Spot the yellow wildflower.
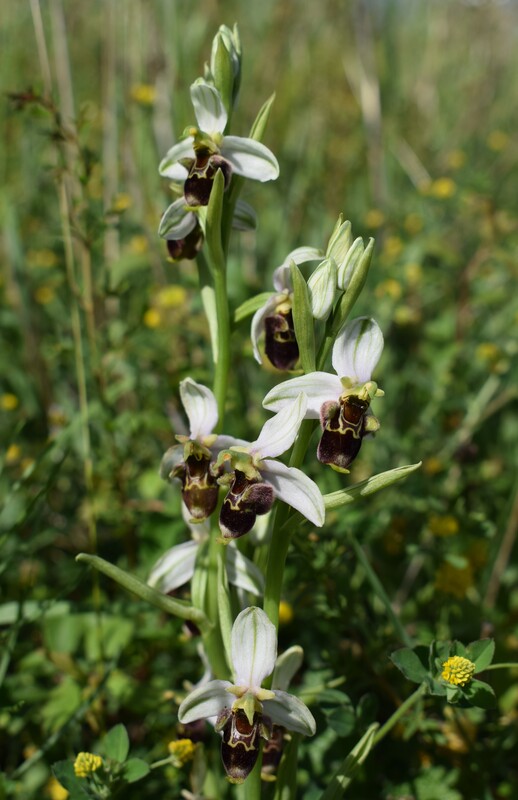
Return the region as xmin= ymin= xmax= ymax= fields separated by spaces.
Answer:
xmin=27 ymin=249 xmax=58 ymax=268
xmin=486 ymin=130 xmax=508 ymax=152
xmin=446 ymin=150 xmax=466 ymax=170
xmin=403 ymin=213 xmax=423 ymax=235
xmin=130 ymin=83 xmax=157 ymax=106
xmin=129 ymin=235 xmax=149 ymax=255
xmin=5 ymin=444 xmax=21 ymax=464
xmin=375 ymin=279 xmax=402 ymax=300
xmin=429 ymin=178 xmax=456 ymax=199
xmin=404 ymin=262 xmax=423 ymax=286
xmin=364 ymin=209 xmax=385 ymax=229
xmin=1 ymin=393 xmax=19 ymax=411
xmin=476 ymin=343 xmax=500 ymax=363
xmin=423 ymin=456 xmax=444 ymax=476
xmin=435 ymin=562 xmax=474 ymax=598
xmin=168 ymin=738 xmax=196 ymax=766
xmin=441 ymin=655 xmax=475 ymax=687
xmin=143 ymin=308 xmax=162 ymax=328
xmin=157 ymin=285 xmax=188 ymax=309
xmin=112 ymin=193 xmax=132 ymax=213
xmin=73 ymin=752 xmax=103 ymax=778
xmin=45 ymin=776 xmax=69 ymax=800
xmin=35 ymin=286 xmax=55 ymax=305
xmin=382 ymin=235 xmax=403 ymax=259
xmin=278 ymin=600 xmax=294 ymax=625
xmin=428 ymin=514 xmax=459 ymax=538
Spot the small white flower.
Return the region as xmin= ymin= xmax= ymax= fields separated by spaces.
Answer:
xmin=251 ymin=247 xmax=323 ymax=368
xmin=262 ymin=318 xmax=384 ymax=471
xmin=161 ymin=378 xmax=244 ymax=522
xmin=159 ymin=81 xmax=279 ymax=207
xmin=178 ymin=606 xmax=315 ymax=782
xmin=216 ymin=394 xmax=325 ymax=538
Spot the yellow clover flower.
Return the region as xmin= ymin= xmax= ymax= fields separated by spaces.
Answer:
xmin=73 ymin=752 xmax=103 ymax=778
xmin=168 ymin=738 xmax=196 ymax=766
xmin=441 ymin=656 xmax=475 ymax=687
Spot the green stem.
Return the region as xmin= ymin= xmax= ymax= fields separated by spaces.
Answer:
xmin=263 ymin=419 xmax=315 ymax=630
xmin=348 ymin=533 xmax=413 ymax=648
xmin=212 ymin=264 xmax=231 ymax=428
xmin=372 ymin=683 xmax=426 ymax=745
xmin=483 ymin=662 xmax=518 ymax=671
xmin=203 ymin=524 xmax=231 ymax=679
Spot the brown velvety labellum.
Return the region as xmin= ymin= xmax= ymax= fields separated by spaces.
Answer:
xmin=264 ymin=309 xmax=299 ymax=370
xmin=220 ymin=469 xmax=275 ymax=539
xmin=184 ymin=153 xmax=232 ymax=206
xmin=318 ymin=395 xmax=370 ymax=470
xmin=181 ymin=454 xmax=219 ymax=520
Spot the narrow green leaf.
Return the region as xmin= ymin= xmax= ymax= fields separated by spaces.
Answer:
xmin=124 ymin=757 xmax=151 ymax=783
xmin=249 ymin=93 xmax=276 ymax=141
xmin=323 ymin=462 xmax=422 ymax=509
xmin=466 ymin=639 xmax=495 ymax=673
xmin=103 ymin=723 xmax=130 ymax=763
xmin=76 ymin=554 xmax=211 ymax=633
xmin=206 ymin=169 xmax=226 ymax=274
xmin=390 ymin=647 xmax=429 ymax=684
xmin=319 ymin=723 xmax=379 ymax=799
xmin=290 ymin=260 xmax=316 ymax=373
xmin=234 ymin=292 xmax=275 ymax=324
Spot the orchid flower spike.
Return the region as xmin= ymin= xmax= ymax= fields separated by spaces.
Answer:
xmin=160 ymin=378 xmax=243 ymax=522
xmin=159 ymin=80 xmax=279 ymax=207
xmin=251 ymin=247 xmax=324 ymax=370
xmin=178 ymin=607 xmax=316 ymax=783
xmin=263 ymin=317 xmax=384 ymax=472
xmin=215 ymin=393 xmax=325 ymax=539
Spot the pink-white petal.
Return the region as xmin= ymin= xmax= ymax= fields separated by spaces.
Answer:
xmin=180 ymin=378 xmax=218 ymax=439
xmin=262 ymin=373 xmax=343 ymax=418
xmin=332 ymin=317 xmax=384 ymax=384
xmin=261 ymin=460 xmax=325 ymax=527
xmin=159 ymin=139 xmax=194 ymax=178
xmin=231 ymin=607 xmax=277 ymax=689
xmin=251 ymin=295 xmax=279 ymax=364
xmin=263 ymin=690 xmax=316 ymax=735
xmin=190 ymin=81 xmax=227 ymax=133
xmin=178 ymin=679 xmax=232 ymax=723
xmin=251 ymin=394 xmax=307 ymax=459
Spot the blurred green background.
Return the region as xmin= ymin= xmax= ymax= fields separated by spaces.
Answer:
xmin=1 ymin=1 xmax=517 ymax=798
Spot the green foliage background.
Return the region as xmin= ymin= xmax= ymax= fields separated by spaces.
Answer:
xmin=1 ymin=1 xmax=517 ymax=798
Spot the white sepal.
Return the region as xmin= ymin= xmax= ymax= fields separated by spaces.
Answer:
xmin=272 ymin=264 xmax=292 ymax=293
xmin=226 ymin=546 xmax=265 ymax=596
xmin=307 ymin=257 xmax=337 ymax=320
xmin=263 ymin=690 xmax=316 ymax=735
xmin=332 ymin=317 xmax=384 ymax=384
xmin=190 ymin=80 xmax=227 ymax=134
xmin=262 ymin=373 xmax=343 ymax=417
xmin=262 ymin=460 xmax=325 ymax=527
xmin=336 ymin=237 xmax=364 ymax=290
xmin=250 ymin=394 xmax=307 ymax=459
xmin=158 ymin=198 xmax=196 ymax=239
xmin=147 ymin=540 xmax=199 ymax=593
xmin=251 ymin=295 xmax=278 ymax=364
xmin=178 ymin=679 xmax=232 ymax=724
xmin=231 ymin=607 xmax=277 ymax=689
xmin=221 ymin=136 xmax=279 ymax=181
xmin=180 ymin=378 xmax=219 ymax=439
xmin=272 ymin=645 xmax=304 ymax=691
xmin=158 ymin=139 xmax=194 ymax=178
